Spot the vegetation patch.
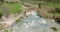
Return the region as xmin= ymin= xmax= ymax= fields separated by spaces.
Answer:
xmin=49 ymin=11 xmax=60 ymax=15
xmin=4 ymin=2 xmax=22 ymax=14
xmin=3 ymin=28 xmax=13 ymax=32
xmin=0 ymin=2 xmax=22 ymax=15
xmin=3 ymin=29 xmax=9 ymax=32
xmin=40 ymin=2 xmax=60 ymax=8
xmin=50 ymin=27 xmax=58 ymax=32
xmin=20 ymin=0 xmax=60 ymax=8
xmin=16 ymin=19 xmax=22 ymax=23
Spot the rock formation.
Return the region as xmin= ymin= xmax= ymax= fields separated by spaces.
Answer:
xmin=0 ymin=12 xmax=25 ymax=30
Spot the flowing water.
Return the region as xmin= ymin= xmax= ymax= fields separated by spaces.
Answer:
xmin=0 ymin=11 xmax=60 ymax=32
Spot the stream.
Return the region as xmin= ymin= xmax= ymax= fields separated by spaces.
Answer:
xmin=0 ymin=11 xmax=60 ymax=32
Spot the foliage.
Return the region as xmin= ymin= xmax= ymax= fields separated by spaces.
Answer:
xmin=16 ymin=19 xmax=22 ymax=23
xmin=50 ymin=27 xmax=58 ymax=31
xmin=20 ymin=0 xmax=60 ymax=8
xmin=16 ymin=19 xmax=20 ymax=23
xmin=3 ymin=30 xmax=9 ymax=32
xmin=5 ymin=2 xmax=22 ymax=14
xmin=41 ymin=2 xmax=60 ymax=8
xmin=3 ymin=28 xmax=13 ymax=32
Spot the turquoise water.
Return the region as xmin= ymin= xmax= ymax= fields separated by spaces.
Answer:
xmin=0 ymin=11 xmax=60 ymax=32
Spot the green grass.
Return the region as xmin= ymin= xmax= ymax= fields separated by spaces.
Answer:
xmin=49 ymin=12 xmax=60 ymax=17
xmin=49 ymin=11 xmax=60 ymax=14
xmin=41 ymin=2 xmax=60 ymax=8
xmin=3 ymin=30 xmax=9 ymax=32
xmin=49 ymin=12 xmax=60 ymax=16
xmin=3 ymin=28 xmax=13 ymax=32
xmin=5 ymin=3 xmax=22 ymax=14
xmin=0 ymin=2 xmax=21 ymax=14
xmin=51 ymin=12 xmax=60 ymax=14
xmin=0 ymin=2 xmax=22 ymax=14
xmin=20 ymin=0 xmax=60 ymax=8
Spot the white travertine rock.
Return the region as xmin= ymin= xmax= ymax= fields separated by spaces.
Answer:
xmin=0 ymin=13 xmax=24 ymax=29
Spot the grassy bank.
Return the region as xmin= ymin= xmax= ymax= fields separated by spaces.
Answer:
xmin=20 ymin=0 xmax=60 ymax=8
xmin=5 ymin=2 xmax=22 ymax=14
xmin=0 ymin=2 xmax=22 ymax=14
xmin=40 ymin=2 xmax=60 ymax=8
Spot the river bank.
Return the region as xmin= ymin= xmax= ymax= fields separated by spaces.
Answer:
xmin=22 ymin=2 xmax=60 ymax=24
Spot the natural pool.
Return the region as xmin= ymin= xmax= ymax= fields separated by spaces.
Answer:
xmin=0 ymin=11 xmax=60 ymax=32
